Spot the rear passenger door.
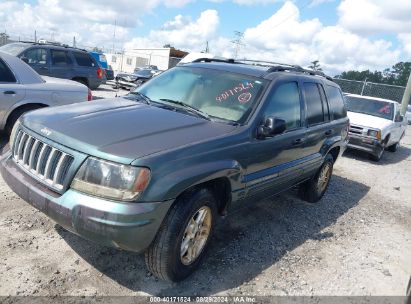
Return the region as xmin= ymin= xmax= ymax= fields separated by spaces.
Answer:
xmin=49 ymin=49 xmax=74 ymax=79
xmin=302 ymin=82 xmax=333 ymax=171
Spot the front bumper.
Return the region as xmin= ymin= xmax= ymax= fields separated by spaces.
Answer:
xmin=347 ymin=134 xmax=383 ymax=156
xmin=1 ymin=153 xmax=173 ymax=252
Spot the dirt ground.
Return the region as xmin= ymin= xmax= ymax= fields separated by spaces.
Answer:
xmin=0 ymin=107 xmax=410 ymax=297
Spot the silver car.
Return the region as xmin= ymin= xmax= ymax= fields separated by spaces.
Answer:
xmin=0 ymin=51 xmax=91 ymax=134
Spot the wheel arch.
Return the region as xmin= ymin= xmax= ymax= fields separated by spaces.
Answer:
xmin=3 ymin=102 xmax=49 ymax=130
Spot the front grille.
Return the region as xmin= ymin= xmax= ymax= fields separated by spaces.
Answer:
xmin=12 ymin=130 xmax=74 ymax=191
xmin=349 ymin=124 xmax=364 ymax=135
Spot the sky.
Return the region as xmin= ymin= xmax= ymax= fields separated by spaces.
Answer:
xmin=0 ymin=0 xmax=410 ymax=75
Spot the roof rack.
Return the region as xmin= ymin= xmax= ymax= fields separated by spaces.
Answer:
xmin=191 ymin=57 xmax=334 ymax=81
xmin=192 ymin=58 xmax=237 ymax=64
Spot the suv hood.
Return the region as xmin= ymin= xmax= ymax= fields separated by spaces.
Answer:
xmin=347 ymin=111 xmax=393 ymax=130
xmin=21 ymin=98 xmax=236 ymax=164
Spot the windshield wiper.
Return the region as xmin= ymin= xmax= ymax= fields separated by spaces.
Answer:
xmin=127 ymin=91 xmax=151 ymax=105
xmin=158 ymin=99 xmax=211 ymax=121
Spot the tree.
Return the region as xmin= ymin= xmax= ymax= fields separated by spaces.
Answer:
xmin=92 ymin=46 xmax=103 ymax=53
xmin=308 ymin=60 xmax=322 ymax=71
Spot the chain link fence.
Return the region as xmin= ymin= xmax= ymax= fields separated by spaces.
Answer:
xmin=333 ymin=78 xmax=410 ymax=104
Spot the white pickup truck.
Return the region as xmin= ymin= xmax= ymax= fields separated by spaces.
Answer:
xmin=345 ymin=94 xmax=407 ymax=161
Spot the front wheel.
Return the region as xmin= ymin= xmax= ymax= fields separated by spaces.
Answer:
xmin=145 ymin=188 xmax=217 ymax=282
xmin=299 ymin=154 xmax=334 ymax=203
xmin=387 ymin=142 xmax=399 ymax=152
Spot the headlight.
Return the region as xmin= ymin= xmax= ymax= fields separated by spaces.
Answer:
xmin=71 ymin=157 xmax=151 ymax=201
xmin=9 ymin=120 xmax=21 ymax=148
xmin=367 ymin=129 xmax=381 ymax=140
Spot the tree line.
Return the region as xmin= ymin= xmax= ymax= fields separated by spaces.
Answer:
xmin=335 ymin=62 xmax=411 ymax=87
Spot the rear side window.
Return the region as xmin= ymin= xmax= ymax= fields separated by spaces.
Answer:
xmin=0 ymin=58 xmax=16 ymax=82
xmin=73 ymin=52 xmax=95 ymax=67
xmin=325 ymin=85 xmax=347 ymax=119
xmin=304 ymin=82 xmax=324 ymax=125
xmin=22 ymin=48 xmax=48 ymax=65
xmin=51 ymin=50 xmax=73 ymax=66
xmin=264 ymin=82 xmax=301 ymax=130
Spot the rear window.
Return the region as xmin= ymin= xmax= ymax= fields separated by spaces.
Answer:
xmin=325 ymin=85 xmax=347 ymax=119
xmin=0 ymin=58 xmax=16 ymax=82
xmin=73 ymin=52 xmax=95 ymax=67
xmin=345 ymin=96 xmax=394 ymax=120
xmin=0 ymin=43 xmax=28 ymax=56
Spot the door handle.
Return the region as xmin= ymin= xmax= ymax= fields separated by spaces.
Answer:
xmin=3 ymin=91 xmax=16 ymax=95
xmin=325 ymin=130 xmax=332 ymax=136
xmin=292 ymin=138 xmax=304 ymax=145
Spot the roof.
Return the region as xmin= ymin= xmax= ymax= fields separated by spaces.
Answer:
xmin=5 ymin=41 xmax=88 ymax=53
xmin=345 ymin=93 xmax=398 ymax=104
xmin=184 ymin=59 xmax=335 ymax=83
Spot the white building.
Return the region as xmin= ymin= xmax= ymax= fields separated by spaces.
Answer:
xmin=106 ymin=48 xmax=188 ymax=73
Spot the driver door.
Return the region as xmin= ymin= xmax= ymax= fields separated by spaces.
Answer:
xmin=244 ymin=81 xmax=307 ymax=200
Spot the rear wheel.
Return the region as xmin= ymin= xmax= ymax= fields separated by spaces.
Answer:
xmin=145 ymin=188 xmax=217 ymax=282
xmin=387 ymin=142 xmax=399 ymax=152
xmin=299 ymin=154 xmax=334 ymax=203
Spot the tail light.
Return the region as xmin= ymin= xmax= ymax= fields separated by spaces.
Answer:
xmin=97 ymin=68 xmax=104 ymax=79
xmin=87 ymin=88 xmax=93 ymax=101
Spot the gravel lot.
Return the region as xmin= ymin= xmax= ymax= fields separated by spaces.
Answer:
xmin=0 ymin=89 xmax=410 ymax=297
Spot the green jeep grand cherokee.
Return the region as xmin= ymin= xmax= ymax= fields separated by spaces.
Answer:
xmin=1 ymin=59 xmax=349 ymax=282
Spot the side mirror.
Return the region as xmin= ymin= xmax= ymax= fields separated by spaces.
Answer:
xmin=257 ymin=117 xmax=286 ymax=138
xmin=395 ymin=115 xmax=404 ymax=122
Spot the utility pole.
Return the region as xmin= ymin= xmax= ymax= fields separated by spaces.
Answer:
xmin=205 ymin=41 xmax=209 ymax=53
xmin=400 ymin=73 xmax=411 ymax=115
xmin=34 ymin=30 xmax=37 ymax=42
xmin=112 ymin=20 xmax=116 ymax=54
xmin=73 ymin=36 xmax=76 ymax=47
xmin=361 ymin=78 xmax=367 ymax=96
xmin=231 ymin=31 xmax=245 ymax=59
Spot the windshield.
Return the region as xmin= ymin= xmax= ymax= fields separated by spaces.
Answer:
xmin=345 ymin=96 xmax=394 ymax=120
xmin=135 ymin=66 xmax=267 ymax=123
xmin=0 ymin=43 xmax=28 ymax=56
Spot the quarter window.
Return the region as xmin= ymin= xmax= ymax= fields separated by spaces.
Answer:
xmin=0 ymin=58 xmax=16 ymax=82
xmin=22 ymin=48 xmax=48 ymax=65
xmin=304 ymin=82 xmax=324 ymax=125
xmin=264 ymin=82 xmax=301 ymax=130
xmin=73 ymin=52 xmax=95 ymax=67
xmin=51 ymin=50 xmax=73 ymax=66
xmin=325 ymin=85 xmax=347 ymax=120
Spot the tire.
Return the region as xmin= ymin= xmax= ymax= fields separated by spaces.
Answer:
xmin=299 ymin=154 xmax=334 ymax=203
xmin=5 ymin=106 xmax=43 ymax=135
xmin=387 ymin=142 xmax=399 ymax=152
xmin=369 ymin=146 xmax=385 ymax=161
xmin=145 ymin=188 xmax=217 ymax=282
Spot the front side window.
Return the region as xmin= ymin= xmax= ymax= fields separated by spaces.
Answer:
xmin=0 ymin=58 xmax=16 ymax=82
xmin=73 ymin=52 xmax=95 ymax=67
xmin=136 ymin=67 xmax=267 ymax=123
xmin=345 ymin=96 xmax=394 ymax=120
xmin=22 ymin=48 xmax=48 ymax=65
xmin=264 ymin=82 xmax=301 ymax=130
xmin=51 ymin=50 xmax=73 ymax=66
xmin=304 ymin=82 xmax=324 ymax=125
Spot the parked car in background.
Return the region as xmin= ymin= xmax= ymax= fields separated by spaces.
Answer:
xmin=114 ymin=68 xmax=160 ymax=90
xmin=89 ymin=51 xmax=114 ymax=81
xmin=0 ymin=42 xmax=106 ymax=89
xmin=406 ymin=105 xmax=411 ymax=124
xmin=0 ymin=51 xmax=91 ymax=134
xmin=0 ymin=58 xmax=348 ymax=281
xmin=345 ymin=94 xmax=407 ymax=161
